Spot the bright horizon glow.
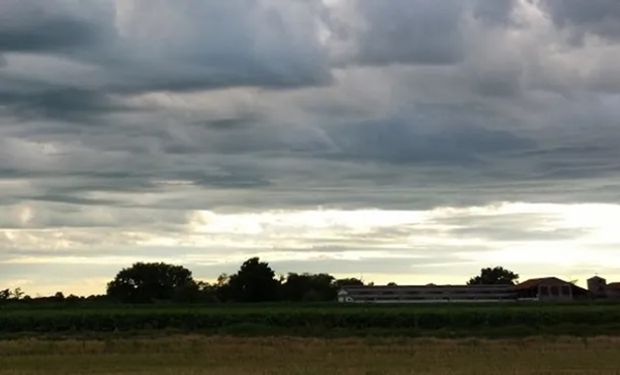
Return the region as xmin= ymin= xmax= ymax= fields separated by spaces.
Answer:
xmin=2 ymin=202 xmax=619 ymax=296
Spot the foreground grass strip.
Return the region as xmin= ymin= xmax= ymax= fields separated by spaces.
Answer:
xmin=0 ymin=336 xmax=620 ymax=375
xmin=2 ymin=303 xmax=620 ymax=338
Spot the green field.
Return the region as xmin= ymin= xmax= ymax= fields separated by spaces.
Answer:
xmin=1 ymin=335 xmax=620 ymax=375
xmin=3 ymin=304 xmax=620 ymax=374
xmin=2 ymin=303 xmax=620 ymax=338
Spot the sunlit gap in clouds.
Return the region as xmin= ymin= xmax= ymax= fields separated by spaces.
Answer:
xmin=2 ymin=202 xmax=619 ymax=295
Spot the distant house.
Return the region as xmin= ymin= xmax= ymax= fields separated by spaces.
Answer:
xmin=587 ymin=276 xmax=620 ymax=299
xmin=514 ymin=277 xmax=589 ymax=302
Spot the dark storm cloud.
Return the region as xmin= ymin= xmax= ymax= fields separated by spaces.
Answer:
xmin=326 ymin=117 xmax=535 ymax=164
xmin=0 ymin=0 xmax=114 ymax=52
xmin=0 ymin=87 xmax=122 ymax=121
xmin=471 ymin=0 xmax=518 ymax=26
xmin=540 ymin=0 xmax=620 ymax=43
xmin=0 ymin=0 xmax=619 ymax=215
xmin=0 ymin=0 xmax=331 ymax=105
xmin=349 ymin=0 xmax=465 ymax=65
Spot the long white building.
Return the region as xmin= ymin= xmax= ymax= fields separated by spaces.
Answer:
xmin=337 ymin=284 xmax=516 ymax=303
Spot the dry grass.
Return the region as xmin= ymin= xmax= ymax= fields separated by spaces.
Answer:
xmin=1 ymin=335 xmax=620 ymax=374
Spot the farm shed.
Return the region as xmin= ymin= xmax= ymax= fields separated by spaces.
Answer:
xmin=337 ymin=284 xmax=516 ymax=303
xmin=514 ymin=277 xmax=588 ymax=301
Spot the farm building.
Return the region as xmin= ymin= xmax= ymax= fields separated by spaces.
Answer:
xmin=337 ymin=284 xmax=516 ymax=303
xmin=587 ymin=276 xmax=620 ymax=299
xmin=338 ymin=277 xmax=590 ymax=303
xmin=514 ymin=277 xmax=589 ymax=301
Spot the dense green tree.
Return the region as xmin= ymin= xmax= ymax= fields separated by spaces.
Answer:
xmin=107 ymin=262 xmax=197 ymax=303
xmin=214 ymin=273 xmax=233 ymax=302
xmin=467 ymin=266 xmax=519 ymax=285
xmin=226 ymin=258 xmax=280 ymax=302
xmin=281 ymin=273 xmax=337 ymax=301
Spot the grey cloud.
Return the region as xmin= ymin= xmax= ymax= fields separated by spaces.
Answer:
xmin=0 ymin=0 xmax=332 ymax=119
xmin=541 ymin=0 xmax=620 ymax=43
xmin=0 ymin=0 xmax=114 ymax=53
xmin=435 ymin=213 xmax=590 ymax=242
xmin=351 ymin=0 xmax=465 ymax=66
xmin=0 ymin=202 xmax=189 ymax=230
xmin=325 ymin=116 xmax=535 ymax=164
xmin=110 ymin=0 xmax=331 ymax=92
xmin=0 ymin=87 xmax=123 ymax=121
xmin=471 ymin=0 xmax=518 ymax=26
xmin=333 ymin=0 xmax=519 ymax=67
xmin=0 ymin=11 xmax=618 ymax=210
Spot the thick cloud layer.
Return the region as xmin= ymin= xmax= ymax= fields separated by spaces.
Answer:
xmin=1 ymin=0 xmax=620 ymax=294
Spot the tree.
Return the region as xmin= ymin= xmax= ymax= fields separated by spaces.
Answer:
xmin=215 ymin=273 xmax=233 ymax=302
xmin=0 ymin=288 xmax=24 ymax=301
xmin=12 ymin=287 xmax=24 ymax=300
xmin=281 ymin=273 xmax=337 ymax=301
xmin=334 ymin=278 xmax=364 ymax=288
xmin=195 ymin=281 xmax=219 ymax=303
xmin=467 ymin=266 xmax=519 ymax=285
xmin=226 ymin=257 xmax=280 ymax=302
xmin=53 ymin=292 xmax=65 ymax=301
xmin=107 ymin=262 xmax=197 ymax=303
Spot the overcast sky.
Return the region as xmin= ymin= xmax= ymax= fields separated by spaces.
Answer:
xmin=1 ymin=0 xmax=620 ymax=295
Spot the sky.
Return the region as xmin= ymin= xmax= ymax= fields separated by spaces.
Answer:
xmin=1 ymin=0 xmax=620 ymax=296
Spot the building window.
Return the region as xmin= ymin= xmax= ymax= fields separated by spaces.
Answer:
xmin=561 ymin=286 xmax=570 ymax=296
xmin=540 ymin=286 xmax=549 ymax=296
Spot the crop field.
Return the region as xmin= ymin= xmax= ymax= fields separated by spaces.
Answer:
xmin=3 ymin=304 xmax=620 ymax=374
xmin=2 ymin=303 xmax=620 ymax=338
xmin=1 ymin=335 xmax=620 ymax=375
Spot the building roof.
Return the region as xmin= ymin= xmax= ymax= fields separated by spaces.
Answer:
xmin=515 ymin=277 xmax=571 ymax=290
xmin=588 ymin=275 xmax=607 ymax=282
xmin=607 ymin=282 xmax=620 ymax=289
xmin=515 ymin=277 xmax=589 ymax=295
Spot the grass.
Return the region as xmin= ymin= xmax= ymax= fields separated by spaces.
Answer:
xmin=1 ymin=335 xmax=620 ymax=374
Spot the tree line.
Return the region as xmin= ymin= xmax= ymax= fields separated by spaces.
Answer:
xmin=1 ymin=258 xmax=518 ymax=304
